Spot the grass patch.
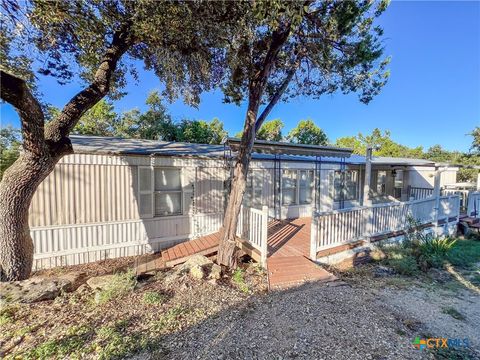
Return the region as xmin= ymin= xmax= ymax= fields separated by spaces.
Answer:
xmin=379 ymin=245 xmax=419 ymax=276
xmin=0 ymin=304 xmax=18 ymax=326
xmin=24 ymin=325 xmax=93 ymax=359
xmin=94 ymin=270 xmax=136 ymax=305
xmin=232 ymin=268 xmax=249 ymax=293
xmin=446 ymin=239 xmax=480 ymax=270
xmin=142 ymin=291 xmax=166 ymax=305
xmin=442 ymin=307 xmax=466 ymax=321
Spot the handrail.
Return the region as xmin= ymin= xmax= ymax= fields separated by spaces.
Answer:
xmin=236 ymin=205 xmax=269 ymax=267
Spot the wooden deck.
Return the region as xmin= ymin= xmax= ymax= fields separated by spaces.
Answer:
xmin=266 ymin=218 xmax=336 ymax=290
xmin=135 ymin=217 xmax=336 ymax=291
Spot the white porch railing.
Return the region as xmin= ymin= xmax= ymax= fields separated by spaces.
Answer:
xmin=408 ymin=186 xmax=434 ymax=200
xmin=236 ymin=205 xmax=269 ymax=267
xmin=310 ymin=195 xmax=460 ymax=259
xmin=467 ymin=192 xmax=480 ymax=218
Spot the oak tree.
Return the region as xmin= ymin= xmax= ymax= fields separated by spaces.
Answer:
xmin=0 ymin=0 xmax=247 ymax=280
xmin=217 ymin=0 xmax=390 ymax=267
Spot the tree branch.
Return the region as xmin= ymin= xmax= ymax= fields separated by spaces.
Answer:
xmin=0 ymin=71 xmax=46 ymax=155
xmin=44 ymin=22 xmax=134 ymax=155
xmin=255 ymin=62 xmax=299 ymax=133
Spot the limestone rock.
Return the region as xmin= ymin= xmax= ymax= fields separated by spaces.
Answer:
xmin=58 ymin=271 xmax=87 ymax=292
xmin=208 ymin=264 xmax=222 ymax=280
xmin=86 ymin=274 xmax=116 ymax=290
xmin=0 ymin=278 xmax=62 ymax=303
xmin=189 ymin=265 xmax=205 ymax=279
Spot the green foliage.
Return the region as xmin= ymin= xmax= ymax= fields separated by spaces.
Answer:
xmin=142 ymin=291 xmax=166 ymax=305
xmin=287 ymin=119 xmax=328 ymax=145
xmin=95 ymin=271 xmax=136 ymax=305
xmin=335 ymin=128 xmax=424 ymax=158
xmin=73 ymin=99 xmax=119 ymax=136
xmin=152 ymin=306 xmax=191 ymax=333
xmin=257 ymin=119 xmax=284 ymax=141
xmin=415 ymin=237 xmax=457 ymax=269
xmin=446 ymin=239 xmax=480 ymax=269
xmin=95 ymin=320 xmax=148 ymax=360
xmin=0 ymin=126 xmax=21 ymax=180
xmin=469 ymin=126 xmax=480 ymax=154
xmin=381 ymin=246 xmax=420 ymax=276
xmin=232 ymin=268 xmax=249 ymax=293
xmin=177 ymin=118 xmax=227 ymax=144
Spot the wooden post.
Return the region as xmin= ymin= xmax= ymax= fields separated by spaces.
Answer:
xmin=310 ymin=209 xmax=318 ymax=261
xmin=261 ymin=206 xmax=268 ymax=268
xmin=477 ymin=172 xmax=480 ymax=191
xmin=361 ymin=146 xmax=373 ymax=206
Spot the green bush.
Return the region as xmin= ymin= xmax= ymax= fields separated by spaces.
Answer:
xmin=232 ymin=268 xmax=249 ymax=293
xmin=415 ymin=237 xmax=457 ymax=270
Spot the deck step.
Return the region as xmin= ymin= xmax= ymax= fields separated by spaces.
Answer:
xmin=267 ymin=255 xmax=337 ymax=290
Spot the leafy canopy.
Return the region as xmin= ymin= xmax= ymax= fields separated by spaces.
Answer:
xmin=287 ymin=119 xmax=328 ymax=145
xmin=222 ymin=0 xmax=390 ymax=108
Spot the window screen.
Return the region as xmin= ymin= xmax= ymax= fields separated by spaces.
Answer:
xmin=299 ymin=170 xmax=314 ymax=204
xmin=282 ymin=170 xmax=297 ymax=205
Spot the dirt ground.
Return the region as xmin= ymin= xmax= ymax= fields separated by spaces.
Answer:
xmin=2 ymin=259 xmax=479 ymax=359
xmin=136 ymin=271 xmax=480 ymax=360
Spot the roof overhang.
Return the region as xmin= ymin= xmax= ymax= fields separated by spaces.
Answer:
xmin=225 ymin=138 xmax=352 ymax=158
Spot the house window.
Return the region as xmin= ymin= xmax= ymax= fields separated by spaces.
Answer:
xmin=154 ymin=168 xmax=182 ymax=216
xmin=394 ymin=170 xmax=403 ymax=199
xmin=282 ymin=170 xmax=297 ymax=205
xmin=377 ymin=171 xmax=387 ymax=195
xmin=245 ymin=170 xmax=263 ymax=209
xmin=330 ymin=170 xmax=358 ymax=201
xmin=299 ymin=170 xmax=314 ymax=204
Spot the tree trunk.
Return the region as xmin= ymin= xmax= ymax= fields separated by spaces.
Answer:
xmin=0 ymin=151 xmax=60 ymax=281
xmin=217 ymin=107 xmax=259 ymax=268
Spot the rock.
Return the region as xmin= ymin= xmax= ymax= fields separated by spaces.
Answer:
xmin=177 ymin=255 xmax=213 ymax=274
xmin=86 ymin=274 xmax=116 ymax=290
xmin=189 ymin=265 xmax=205 ymax=279
xmin=208 ymin=264 xmax=222 ymax=280
xmin=0 ymin=277 xmax=64 ymax=303
xmin=57 ymin=271 xmax=87 ymax=292
xmin=75 ymin=283 xmax=90 ymax=295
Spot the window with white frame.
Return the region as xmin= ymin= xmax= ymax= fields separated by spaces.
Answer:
xmin=138 ymin=166 xmax=184 ymax=217
xmin=282 ymin=170 xmax=297 ymax=205
xmin=299 ymin=170 xmax=314 ymax=204
xmin=330 ymin=170 xmax=358 ymax=201
xmin=154 ymin=168 xmax=182 ymax=216
xmin=377 ymin=170 xmax=387 ymax=195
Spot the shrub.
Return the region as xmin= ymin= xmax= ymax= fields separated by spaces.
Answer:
xmin=415 ymin=237 xmax=457 ymax=270
xmin=232 ymin=268 xmax=249 ymax=293
xmin=382 ymin=246 xmax=420 ymax=276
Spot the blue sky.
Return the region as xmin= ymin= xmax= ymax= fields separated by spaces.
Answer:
xmin=1 ymin=1 xmax=479 ymax=152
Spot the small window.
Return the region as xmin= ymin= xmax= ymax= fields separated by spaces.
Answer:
xmin=330 ymin=170 xmax=358 ymax=201
xmin=377 ymin=171 xmax=387 ymax=195
xmin=154 ymin=168 xmax=182 ymax=216
xmin=282 ymin=170 xmax=297 ymax=205
xmin=299 ymin=170 xmax=314 ymax=204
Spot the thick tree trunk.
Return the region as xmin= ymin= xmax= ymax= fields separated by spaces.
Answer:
xmin=217 ymin=108 xmax=259 ymax=268
xmin=0 ymin=151 xmax=60 ymax=281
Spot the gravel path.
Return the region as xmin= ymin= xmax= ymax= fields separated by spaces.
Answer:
xmin=137 ymin=282 xmax=437 ymax=360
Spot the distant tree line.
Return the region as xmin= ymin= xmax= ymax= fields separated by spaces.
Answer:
xmin=2 ymin=94 xmax=479 ymax=181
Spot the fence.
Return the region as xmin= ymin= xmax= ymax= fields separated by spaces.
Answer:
xmin=467 ymin=192 xmax=480 ymax=218
xmin=236 ymin=205 xmax=269 ymax=267
xmin=311 ymin=195 xmax=460 ymax=258
xmin=408 ymin=186 xmax=434 ymax=200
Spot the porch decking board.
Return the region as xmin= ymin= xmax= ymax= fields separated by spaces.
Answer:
xmin=266 ymin=217 xmax=336 ymax=290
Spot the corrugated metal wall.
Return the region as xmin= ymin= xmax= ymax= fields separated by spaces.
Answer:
xmin=30 ymin=154 xmax=227 ymax=270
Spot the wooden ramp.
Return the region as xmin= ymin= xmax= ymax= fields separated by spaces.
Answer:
xmin=266 ymin=217 xmax=337 ymax=290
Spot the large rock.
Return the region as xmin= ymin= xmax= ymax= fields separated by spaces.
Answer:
xmin=208 ymin=264 xmax=222 ymax=280
xmin=177 ymin=255 xmax=213 ymax=273
xmin=164 ymin=255 xmax=213 ymax=283
xmin=1 ymin=278 xmax=64 ymax=304
xmin=86 ymin=274 xmax=116 ymax=291
xmin=57 ymin=271 xmax=88 ymax=292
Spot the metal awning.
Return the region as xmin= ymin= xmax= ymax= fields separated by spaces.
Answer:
xmin=224 ymin=138 xmax=352 ymax=158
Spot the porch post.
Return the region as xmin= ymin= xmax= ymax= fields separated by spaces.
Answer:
xmin=361 ymin=146 xmax=373 ymax=206
xmin=310 ymin=209 xmax=318 ymax=261
xmin=261 ymin=205 xmax=268 ymax=268
xmin=477 ymin=172 xmax=480 ymax=191
xmin=433 ymin=166 xmax=442 ymax=231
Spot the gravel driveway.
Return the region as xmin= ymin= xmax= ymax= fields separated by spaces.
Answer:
xmin=136 ymin=281 xmax=447 ymax=360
